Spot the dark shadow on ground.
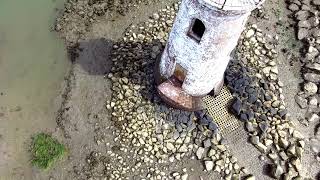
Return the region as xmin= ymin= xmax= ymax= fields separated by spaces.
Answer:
xmin=68 ymin=38 xmax=113 ymax=75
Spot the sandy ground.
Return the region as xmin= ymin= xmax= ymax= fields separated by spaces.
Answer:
xmin=31 ymin=0 xmax=320 ymax=179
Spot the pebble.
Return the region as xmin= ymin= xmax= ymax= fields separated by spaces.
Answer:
xmin=304 ymin=82 xmax=318 ymax=94
xmin=204 ymin=161 xmax=214 ymax=171
xmin=196 ymin=147 xmax=205 ymax=160
xmin=308 ymin=113 xmax=319 ymax=122
xmin=245 ymin=29 xmax=255 ymax=38
xmin=304 ymin=73 xmax=320 ymax=83
xmin=272 ymin=164 xmax=284 ymax=178
xmin=181 ymin=173 xmax=189 ymax=180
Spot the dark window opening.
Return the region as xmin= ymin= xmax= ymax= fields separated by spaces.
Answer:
xmin=188 ymin=19 xmax=205 ymax=43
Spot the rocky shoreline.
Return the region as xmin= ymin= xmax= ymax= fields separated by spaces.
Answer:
xmin=50 ymin=0 xmax=320 ymax=179
xmin=286 ymin=0 xmax=320 ymax=167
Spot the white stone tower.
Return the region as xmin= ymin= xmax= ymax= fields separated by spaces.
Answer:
xmin=156 ymin=0 xmax=264 ymax=111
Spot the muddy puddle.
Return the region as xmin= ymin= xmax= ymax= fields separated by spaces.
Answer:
xmin=0 ymin=0 xmax=69 ymax=179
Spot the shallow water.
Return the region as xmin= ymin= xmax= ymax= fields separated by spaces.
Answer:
xmin=0 ymin=0 xmax=69 ymax=179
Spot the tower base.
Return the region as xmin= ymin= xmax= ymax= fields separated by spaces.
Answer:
xmin=154 ymin=54 xmax=224 ymax=111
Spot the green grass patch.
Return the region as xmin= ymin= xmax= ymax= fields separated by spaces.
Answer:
xmin=31 ymin=133 xmax=66 ymax=170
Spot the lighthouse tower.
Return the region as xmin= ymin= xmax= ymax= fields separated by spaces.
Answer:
xmin=156 ymin=0 xmax=264 ymax=111
xmin=156 ymin=0 xmax=264 ymax=110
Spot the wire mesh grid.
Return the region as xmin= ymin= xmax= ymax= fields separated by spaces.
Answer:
xmin=202 ymin=86 xmax=243 ymax=137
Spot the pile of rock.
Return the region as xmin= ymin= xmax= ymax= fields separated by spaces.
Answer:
xmin=225 ymin=25 xmax=306 ymax=179
xmin=104 ymin=3 xmax=253 ymax=179
xmin=55 ymin=0 xmax=159 ymax=44
xmin=287 ymin=0 xmax=320 ymax=158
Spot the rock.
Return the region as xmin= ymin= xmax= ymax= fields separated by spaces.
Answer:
xmin=203 ymin=139 xmax=211 ymax=148
xmin=204 ymin=161 xmax=214 ymax=171
xmin=245 ymin=175 xmax=255 ymax=180
xmin=308 ymin=113 xmax=320 ymax=122
xmin=256 ymin=143 xmax=268 ymax=153
xmin=298 ymin=20 xmax=311 ymax=28
xmin=270 ymin=74 xmax=277 ymax=80
xmin=306 ymin=63 xmax=320 ymax=72
xmin=304 ymin=82 xmax=318 ymax=94
xmin=152 ymin=13 xmax=160 ymax=20
xmin=270 ymin=66 xmax=278 ymax=74
xmin=298 ymin=28 xmax=308 ymax=40
xmin=287 ymin=145 xmax=296 ymax=155
xmin=167 ymin=142 xmax=175 ymax=151
xmin=250 ymin=136 xmax=260 ymax=145
xmin=312 ymin=28 xmax=320 ymax=37
xmin=196 ymin=147 xmax=205 ymax=160
xmin=262 ymin=66 xmax=271 ymax=74
xmin=295 ymin=10 xmax=309 ymax=21
xmin=309 ymin=96 xmax=318 ymax=106
xmin=272 ymin=164 xmax=284 ymax=178
xmin=279 ymin=151 xmax=288 ymax=161
xmin=245 ymin=29 xmax=255 ymax=38
xmin=179 ymin=145 xmax=188 ymax=153
xmin=208 ymin=148 xmax=216 ymax=157
xmin=232 ymin=98 xmax=242 ymax=115
xmin=295 ymin=95 xmax=308 ymax=109
xmin=240 ymin=113 xmax=248 ymax=121
xmin=291 ymin=158 xmax=302 ymax=172
xmin=246 ymin=121 xmax=255 ymax=132
xmin=272 ymin=100 xmax=281 ymax=108
xmin=215 ymin=159 xmax=224 ymax=167
xmin=278 ymin=109 xmax=288 ymax=118
xmin=268 ymin=152 xmax=278 ymax=161
xmin=279 ymin=138 xmax=289 ymax=149
xmin=181 ymin=173 xmax=188 ymax=180
xmin=313 ymin=0 xmax=320 ymax=5
xmin=259 ymin=121 xmax=269 ymax=133
xmin=288 ymin=3 xmax=300 ymax=11
xmin=293 ymin=130 xmax=304 ymax=139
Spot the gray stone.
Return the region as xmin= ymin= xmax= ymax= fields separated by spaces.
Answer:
xmin=295 ymin=95 xmax=308 ymax=109
xmin=304 ymin=82 xmax=318 ymax=94
xmin=308 ymin=113 xmax=320 ymax=122
xmin=272 ymin=164 xmax=284 ymax=178
xmin=246 ymin=121 xmax=255 ymax=132
xmin=203 ymin=139 xmax=211 ymax=148
xmin=309 ymin=96 xmax=318 ymax=106
xmin=259 ymin=121 xmax=269 ymax=133
xmin=298 ymin=28 xmax=309 ymax=40
xmin=152 ymin=13 xmax=160 ymax=20
xmin=295 ymin=10 xmax=309 ymax=21
xmin=306 ymin=46 xmax=319 ymax=60
xmin=313 ymin=0 xmax=320 ymax=5
xmin=298 ymin=20 xmax=311 ymax=28
xmin=312 ymin=28 xmax=320 ymax=37
xmin=288 ymin=3 xmax=300 ymax=11
xmin=250 ymin=136 xmax=259 ymax=145
xmin=306 ymin=63 xmax=320 ymax=71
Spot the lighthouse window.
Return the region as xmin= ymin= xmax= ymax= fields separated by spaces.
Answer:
xmin=188 ymin=18 xmax=205 ymax=43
